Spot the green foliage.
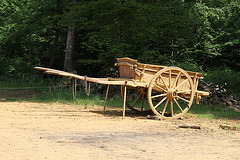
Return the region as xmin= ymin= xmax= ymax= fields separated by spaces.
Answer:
xmin=68 ymin=0 xmax=204 ymax=76
xmin=175 ymin=59 xmax=203 ymax=73
xmin=0 ymin=0 xmax=68 ymax=75
xmin=192 ymin=1 xmax=240 ymax=70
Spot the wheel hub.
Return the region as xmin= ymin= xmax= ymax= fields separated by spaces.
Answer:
xmin=167 ymin=89 xmax=177 ymax=99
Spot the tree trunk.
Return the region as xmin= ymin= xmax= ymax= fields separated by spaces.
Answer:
xmin=64 ymin=24 xmax=76 ymax=72
xmin=64 ymin=0 xmax=77 ymax=72
xmin=49 ymin=28 xmax=60 ymax=68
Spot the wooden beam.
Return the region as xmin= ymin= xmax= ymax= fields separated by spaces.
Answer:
xmin=103 ymin=85 xmax=110 ymax=113
xmin=219 ymin=125 xmax=237 ymax=130
xmin=122 ymin=81 xmax=127 ymax=119
xmin=179 ymin=124 xmax=202 ymax=129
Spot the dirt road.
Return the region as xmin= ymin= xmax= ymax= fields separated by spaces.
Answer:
xmin=0 ymin=102 xmax=239 ymax=160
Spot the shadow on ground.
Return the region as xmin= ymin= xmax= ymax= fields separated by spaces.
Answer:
xmin=90 ymin=109 xmax=154 ymax=119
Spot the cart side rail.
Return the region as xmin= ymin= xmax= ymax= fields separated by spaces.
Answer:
xmin=115 ymin=57 xmax=203 ymax=80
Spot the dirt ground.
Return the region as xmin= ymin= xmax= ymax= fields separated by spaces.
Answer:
xmin=0 ymin=91 xmax=239 ymax=160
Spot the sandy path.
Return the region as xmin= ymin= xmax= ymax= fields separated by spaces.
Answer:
xmin=0 ymin=102 xmax=239 ymax=160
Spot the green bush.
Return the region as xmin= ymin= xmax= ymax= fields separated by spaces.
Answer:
xmin=175 ymin=59 xmax=203 ymax=73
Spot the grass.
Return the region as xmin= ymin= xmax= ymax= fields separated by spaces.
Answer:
xmin=0 ymin=76 xmax=56 ymax=91
xmin=28 ymin=87 xmax=239 ymax=120
xmin=187 ymin=102 xmax=240 ymax=120
xmin=0 ymin=77 xmax=239 ymax=120
xmin=29 ymin=87 xmax=123 ymax=108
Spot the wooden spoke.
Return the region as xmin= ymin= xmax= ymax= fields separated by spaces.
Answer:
xmin=173 ymin=72 xmax=181 ymax=89
xmin=127 ymin=91 xmax=140 ymax=99
xmin=153 ymin=83 xmax=167 ymax=93
xmin=176 ymin=95 xmax=190 ymax=103
xmin=170 ymin=99 xmax=173 ymax=117
xmin=132 ymin=93 xmax=142 ymax=108
xmin=175 ymin=79 xmax=188 ymax=90
xmin=154 ymin=97 xmax=167 ymax=109
xmin=159 ymin=75 xmax=169 ymax=90
xmin=143 ymin=91 xmax=148 ymax=97
xmin=173 ymin=98 xmax=183 ymax=112
xmin=162 ymin=99 xmax=169 ymax=116
xmin=169 ymin=69 xmax=171 ymax=89
xmin=151 ymin=93 xmax=167 ymax=99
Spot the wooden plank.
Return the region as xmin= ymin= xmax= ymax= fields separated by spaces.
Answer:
xmin=219 ymin=125 xmax=237 ymax=130
xmin=116 ymin=57 xmax=137 ymax=63
xmin=107 ymin=77 xmax=132 ymax=81
xmin=35 ymin=67 xmax=148 ymax=88
xmin=34 ymin=67 xmax=71 ymax=75
xmin=103 ymin=85 xmax=110 ymax=113
xmin=196 ymin=90 xmax=209 ymax=96
xmin=123 ymin=83 xmax=127 ymax=119
xmin=179 ymin=124 xmax=202 ymax=129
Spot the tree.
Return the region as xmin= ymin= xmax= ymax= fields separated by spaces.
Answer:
xmin=72 ymin=0 xmax=200 ymax=76
xmin=0 ymin=0 xmax=68 ymax=76
xmin=192 ymin=0 xmax=240 ymax=71
xmin=64 ymin=0 xmax=77 ymax=72
xmin=0 ymin=0 xmax=239 ymax=79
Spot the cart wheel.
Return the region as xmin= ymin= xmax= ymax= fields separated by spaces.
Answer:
xmin=121 ymin=86 xmax=151 ymax=113
xmin=147 ymin=67 xmax=194 ymax=120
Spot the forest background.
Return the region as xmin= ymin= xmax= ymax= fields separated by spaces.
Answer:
xmin=0 ymin=0 xmax=239 ymax=95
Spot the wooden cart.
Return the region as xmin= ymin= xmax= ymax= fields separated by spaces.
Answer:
xmin=35 ymin=57 xmax=209 ymax=120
